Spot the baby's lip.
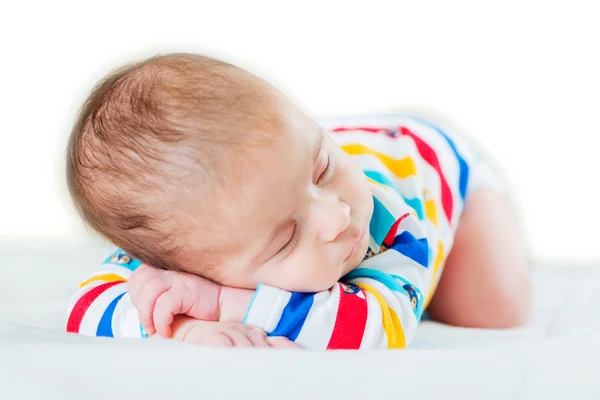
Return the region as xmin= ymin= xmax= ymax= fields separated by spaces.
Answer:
xmin=344 ymin=228 xmax=366 ymax=262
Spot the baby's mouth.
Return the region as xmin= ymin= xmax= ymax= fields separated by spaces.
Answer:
xmin=344 ymin=227 xmax=366 ymax=262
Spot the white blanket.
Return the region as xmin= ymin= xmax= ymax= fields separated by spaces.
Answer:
xmin=1 ymin=241 xmax=599 ymax=399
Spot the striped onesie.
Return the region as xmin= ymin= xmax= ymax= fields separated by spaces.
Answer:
xmin=66 ymin=115 xmax=498 ymax=349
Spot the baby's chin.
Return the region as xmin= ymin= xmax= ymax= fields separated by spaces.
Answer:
xmin=274 ymin=271 xmax=347 ymax=293
xmin=283 ymin=278 xmax=342 ymax=293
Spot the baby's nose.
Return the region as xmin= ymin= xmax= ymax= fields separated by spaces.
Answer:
xmin=316 ymin=199 xmax=351 ymax=243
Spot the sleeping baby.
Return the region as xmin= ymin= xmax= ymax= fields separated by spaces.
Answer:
xmin=65 ymin=53 xmax=531 ymax=349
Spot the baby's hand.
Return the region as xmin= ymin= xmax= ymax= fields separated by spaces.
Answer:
xmin=128 ymin=264 xmax=221 ymax=338
xmin=177 ymin=319 xmax=299 ymax=348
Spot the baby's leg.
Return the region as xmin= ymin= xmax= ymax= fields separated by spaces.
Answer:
xmin=427 ymin=188 xmax=532 ymax=328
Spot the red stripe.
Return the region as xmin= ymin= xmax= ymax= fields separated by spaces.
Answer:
xmin=331 ymin=127 xmax=388 ymax=133
xmin=383 ymin=213 xmax=410 ymax=247
xmin=399 ymin=127 xmax=453 ymax=222
xmin=66 ymin=281 xmax=124 ymax=334
xmin=326 ymin=283 xmax=368 ymax=349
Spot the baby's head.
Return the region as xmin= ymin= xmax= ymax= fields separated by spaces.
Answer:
xmin=67 ymin=53 xmax=373 ymax=292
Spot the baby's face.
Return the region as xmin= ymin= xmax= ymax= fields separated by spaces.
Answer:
xmin=188 ymin=101 xmax=373 ymax=292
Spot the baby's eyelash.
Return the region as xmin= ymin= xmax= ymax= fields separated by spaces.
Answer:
xmin=317 ymin=153 xmax=336 ymax=185
xmin=277 ymin=224 xmax=299 ymax=256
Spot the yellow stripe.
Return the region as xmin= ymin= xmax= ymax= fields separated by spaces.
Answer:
xmin=387 ymin=308 xmax=404 ymax=348
xmin=79 ymin=273 xmax=126 ymax=289
xmin=342 ymin=144 xmax=417 ymax=179
xmin=424 ymin=241 xmax=445 ymax=308
xmin=366 ymin=177 xmax=390 ymax=192
xmin=424 ymin=199 xmax=438 ymax=226
xmin=358 ymin=283 xmax=406 ymax=349
xmin=422 ymin=190 xmax=438 ymax=227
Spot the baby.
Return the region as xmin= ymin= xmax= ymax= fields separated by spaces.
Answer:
xmin=65 ymin=53 xmax=531 ymax=349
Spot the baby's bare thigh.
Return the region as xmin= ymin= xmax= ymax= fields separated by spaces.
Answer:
xmin=427 ymin=189 xmax=532 ymax=328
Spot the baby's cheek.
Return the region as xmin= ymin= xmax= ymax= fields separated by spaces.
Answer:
xmin=310 ymin=263 xmax=345 ymax=291
xmin=270 ymin=261 xmax=338 ymax=292
xmin=288 ymin=265 xmax=325 ymax=291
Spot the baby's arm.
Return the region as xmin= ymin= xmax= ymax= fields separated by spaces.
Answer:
xmin=65 ymin=250 xmax=260 ymax=345
xmin=66 ymin=249 xmax=223 ymax=339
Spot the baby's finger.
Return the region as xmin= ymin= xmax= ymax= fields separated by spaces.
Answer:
xmin=133 ymin=278 xmax=169 ymax=335
xmin=153 ymin=290 xmax=184 ymax=338
xmin=224 ymin=329 xmax=253 ymax=347
xmin=244 ymin=326 xmax=269 ymax=347
xmin=127 ymin=264 xmax=153 ymax=299
xmin=267 ymin=336 xmax=299 ymax=349
xmin=209 ymin=332 xmax=235 ymax=347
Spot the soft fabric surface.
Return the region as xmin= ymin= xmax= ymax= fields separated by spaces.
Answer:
xmin=1 ymin=241 xmax=599 ymax=399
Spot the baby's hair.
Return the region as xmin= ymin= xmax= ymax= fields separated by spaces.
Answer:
xmin=67 ymin=53 xmax=282 ymax=274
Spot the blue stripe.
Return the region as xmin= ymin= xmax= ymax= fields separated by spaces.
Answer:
xmin=344 ymin=269 xmax=424 ymax=319
xmin=139 ymin=323 xmax=148 ymax=338
xmin=365 ymin=170 xmax=424 ymax=219
xmin=242 ymin=283 xmax=263 ymax=324
xmin=103 ymin=251 xmax=119 ymax=265
xmin=392 ymin=274 xmax=422 ymax=296
xmin=127 ymin=259 xmax=142 ymax=270
xmin=392 ymin=275 xmax=425 ymax=319
xmin=269 ymin=292 xmax=315 ymax=341
xmin=404 ymin=198 xmax=424 ymax=220
xmin=365 ymin=170 xmax=395 ymax=188
xmin=370 ymin=196 xmax=396 ymax=246
xmin=343 ymin=268 xmax=403 ymax=292
xmin=407 ymin=116 xmax=470 ymax=201
xmin=103 ymin=249 xmax=142 ymax=271
xmin=96 ymin=292 xmax=125 ymax=337
xmin=391 ymin=231 xmax=430 ymax=268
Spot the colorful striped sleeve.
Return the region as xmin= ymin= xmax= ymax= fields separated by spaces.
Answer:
xmin=65 ymin=249 xmax=148 ymax=339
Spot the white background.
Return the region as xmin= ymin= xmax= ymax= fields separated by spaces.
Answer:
xmin=0 ymin=0 xmax=598 ymax=264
